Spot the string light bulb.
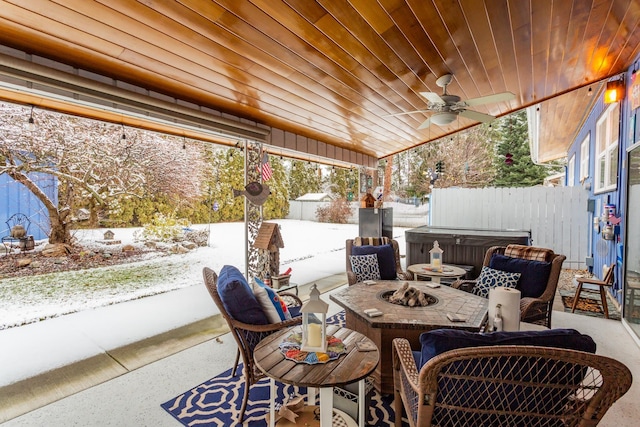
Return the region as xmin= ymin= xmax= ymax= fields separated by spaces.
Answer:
xmin=121 ymin=124 xmax=126 ymax=141
xmin=26 ymin=106 xmax=36 ymax=131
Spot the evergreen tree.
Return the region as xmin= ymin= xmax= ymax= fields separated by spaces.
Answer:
xmin=263 ymin=156 xmax=289 ymax=219
xmin=492 ymin=110 xmax=550 ymax=187
xmin=325 ymin=167 xmax=357 ymax=199
xmin=288 ymin=159 xmax=321 ymax=199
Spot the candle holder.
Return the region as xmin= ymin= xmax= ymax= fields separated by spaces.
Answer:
xmin=300 ymin=284 xmax=328 ymax=353
xmin=430 ymin=240 xmax=443 ymax=272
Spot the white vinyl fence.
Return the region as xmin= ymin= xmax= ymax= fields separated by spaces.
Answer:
xmin=430 ymin=187 xmax=590 ymax=269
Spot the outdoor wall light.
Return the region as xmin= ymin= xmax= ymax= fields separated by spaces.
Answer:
xmin=604 ymin=79 xmax=625 ymax=104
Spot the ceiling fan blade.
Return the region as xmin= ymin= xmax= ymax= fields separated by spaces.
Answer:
xmin=417 ymin=117 xmax=432 ymax=129
xmin=384 ymin=110 xmax=429 ymax=117
xmin=464 ymin=91 xmax=516 ymax=107
xmin=459 ymin=109 xmax=495 ymax=123
xmin=419 ymin=91 xmax=444 ymax=104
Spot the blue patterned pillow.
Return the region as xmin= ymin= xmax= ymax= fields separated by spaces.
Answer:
xmin=350 ymin=254 xmax=381 ymax=282
xmin=473 ymin=266 xmax=521 ymax=298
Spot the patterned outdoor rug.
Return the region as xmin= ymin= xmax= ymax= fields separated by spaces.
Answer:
xmin=559 ymin=289 xmax=621 ymax=320
xmin=161 ymin=311 xmax=408 ymax=426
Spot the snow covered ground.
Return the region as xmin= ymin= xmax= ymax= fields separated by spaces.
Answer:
xmin=1 ymin=219 xmax=411 ymax=329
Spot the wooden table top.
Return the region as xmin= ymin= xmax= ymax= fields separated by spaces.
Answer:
xmin=253 ymin=324 xmax=379 ymax=389
xmin=407 ymin=263 xmax=468 ymax=278
xmin=329 ymin=281 xmax=488 ymax=331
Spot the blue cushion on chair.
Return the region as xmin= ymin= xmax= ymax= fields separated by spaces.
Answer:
xmin=217 ymin=265 xmax=268 ymax=325
xmin=489 ymin=254 xmax=552 ymax=298
xmin=419 ymin=328 xmax=596 ymax=369
xmin=352 ymin=244 xmax=397 ymax=280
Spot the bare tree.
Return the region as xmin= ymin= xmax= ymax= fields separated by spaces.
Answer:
xmin=0 ymin=103 xmax=206 ymax=244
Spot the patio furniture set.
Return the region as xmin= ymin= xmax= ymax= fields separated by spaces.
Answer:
xmin=201 ymin=236 xmax=632 ymax=426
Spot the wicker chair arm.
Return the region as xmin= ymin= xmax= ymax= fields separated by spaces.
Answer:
xmin=346 ymin=271 xmax=358 ymax=285
xmin=392 ymin=338 xmax=420 ymax=387
xmin=397 ymin=270 xmax=413 ymax=281
xmin=451 ymin=279 xmax=476 ymax=293
xmin=519 ymin=297 xmax=552 ymax=327
xmin=277 ymin=292 xmax=302 ymax=307
xmin=233 ymin=315 xmax=302 ymax=334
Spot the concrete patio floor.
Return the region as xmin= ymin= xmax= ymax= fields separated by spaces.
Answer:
xmin=1 ymin=235 xmax=639 ymax=426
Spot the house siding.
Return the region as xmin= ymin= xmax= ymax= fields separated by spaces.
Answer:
xmin=566 ymin=56 xmax=639 ymax=307
xmin=0 ymin=173 xmax=57 ymax=241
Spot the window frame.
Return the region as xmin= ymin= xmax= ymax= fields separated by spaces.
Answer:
xmin=567 ymin=154 xmax=575 ymax=186
xmin=579 ymin=134 xmax=589 ymax=182
xmin=594 ymin=103 xmax=619 ymax=193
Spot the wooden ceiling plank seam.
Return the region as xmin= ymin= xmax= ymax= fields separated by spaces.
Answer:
xmin=315 ymin=0 xmax=433 ymax=115
xmin=596 ymin=0 xmax=640 ymax=77
xmin=406 ymin=0 xmax=468 ymax=82
xmin=583 ymin=0 xmax=621 ymax=81
xmin=434 ymin=0 xmax=494 ymax=102
xmin=506 ymin=0 xmax=534 ymax=103
xmin=590 ymin=0 xmax=629 ymax=77
xmin=484 ymin=1 xmax=522 ymax=100
xmin=72 ymin=0 xmax=416 ymax=152
xmin=290 ymin=0 xmax=432 ymax=117
xmin=458 ymin=0 xmax=507 ymax=97
xmin=545 ymin=0 xmax=574 ymax=97
xmin=0 ymin=1 xmax=126 ymax=58
xmin=558 ymin=0 xmax=593 ymax=89
xmin=529 ymin=0 xmax=552 ymax=100
xmin=386 ymin=3 xmax=446 ymax=88
xmin=210 ymin=0 xmax=420 ymax=147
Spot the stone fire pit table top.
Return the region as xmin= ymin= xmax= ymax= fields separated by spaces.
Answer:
xmin=330 ymin=281 xmax=488 ymax=331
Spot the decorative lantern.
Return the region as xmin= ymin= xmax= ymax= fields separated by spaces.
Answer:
xmin=300 ymin=284 xmax=329 ymax=353
xmin=429 ymin=240 xmax=443 ymax=272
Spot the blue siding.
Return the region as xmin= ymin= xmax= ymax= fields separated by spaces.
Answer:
xmin=0 ymin=173 xmax=57 ymax=241
xmin=566 ymin=55 xmax=640 ymax=305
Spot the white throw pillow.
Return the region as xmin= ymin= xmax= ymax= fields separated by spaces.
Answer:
xmin=473 ymin=266 xmax=520 ymax=298
xmin=350 ymin=254 xmax=381 ymax=282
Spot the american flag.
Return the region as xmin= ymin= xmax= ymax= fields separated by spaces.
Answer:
xmin=260 ymin=152 xmax=273 ymax=181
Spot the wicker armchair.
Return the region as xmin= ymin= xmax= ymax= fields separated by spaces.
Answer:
xmin=452 ymin=244 xmax=565 ymax=328
xmin=202 ymin=267 xmax=302 ymax=423
xmin=392 ymin=338 xmax=632 ymax=427
xmin=346 ymin=237 xmax=412 ymax=285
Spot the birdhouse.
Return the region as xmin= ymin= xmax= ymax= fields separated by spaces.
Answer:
xmin=430 ymin=240 xmax=443 ymax=272
xmin=361 ymin=191 xmax=376 ymax=208
xmin=300 ymin=284 xmax=329 ymax=353
xmin=103 ymin=230 xmax=115 ymax=240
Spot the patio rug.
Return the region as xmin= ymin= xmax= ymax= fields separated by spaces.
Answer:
xmin=161 ymin=311 xmax=408 ymax=426
xmin=559 ymin=289 xmax=621 ymax=320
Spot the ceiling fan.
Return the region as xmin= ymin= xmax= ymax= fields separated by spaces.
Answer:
xmin=392 ymin=74 xmax=516 ymax=129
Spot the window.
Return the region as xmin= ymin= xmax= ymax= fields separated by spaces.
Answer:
xmin=595 ymin=104 xmax=619 ymax=192
xmin=567 ymin=155 xmax=575 ymax=186
xmin=580 ymin=134 xmax=589 ymax=181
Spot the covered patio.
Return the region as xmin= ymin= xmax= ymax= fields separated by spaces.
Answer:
xmin=1 ymin=1 xmax=640 ymax=425
xmin=0 ymin=228 xmax=639 ymax=426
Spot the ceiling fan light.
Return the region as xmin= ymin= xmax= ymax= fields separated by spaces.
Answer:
xmin=430 ymin=112 xmax=457 ymax=125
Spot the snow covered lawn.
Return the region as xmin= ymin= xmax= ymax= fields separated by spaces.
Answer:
xmin=0 ymin=220 xmax=375 ymax=329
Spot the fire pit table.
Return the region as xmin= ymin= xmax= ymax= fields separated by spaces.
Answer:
xmin=330 ymin=281 xmax=488 ymax=394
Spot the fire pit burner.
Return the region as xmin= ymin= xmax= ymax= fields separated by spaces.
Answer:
xmin=378 ymin=288 xmax=438 ymax=307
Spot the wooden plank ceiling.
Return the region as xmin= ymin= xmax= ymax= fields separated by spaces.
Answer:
xmin=0 ymin=0 xmax=638 ymax=162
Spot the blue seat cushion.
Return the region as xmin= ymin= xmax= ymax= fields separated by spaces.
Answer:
xmin=489 ymin=253 xmax=552 ymax=298
xmin=420 ymin=329 xmax=596 ymax=426
xmin=351 ymin=244 xmax=396 ymax=280
xmin=419 ymin=328 xmax=596 ymax=369
xmin=217 ymin=265 xmax=268 ymax=325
